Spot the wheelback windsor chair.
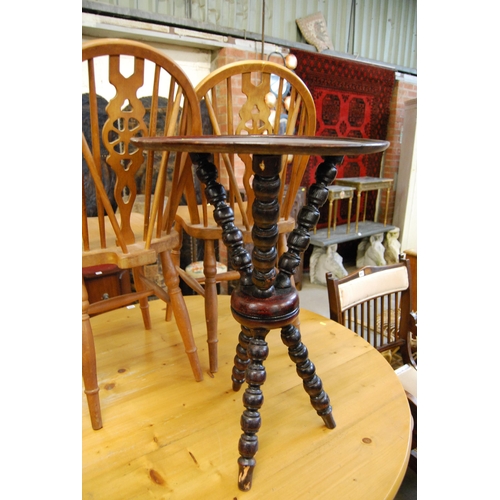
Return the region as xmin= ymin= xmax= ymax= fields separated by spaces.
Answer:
xmin=82 ymin=38 xmax=204 ymax=430
xmin=174 ymin=60 xmax=317 ymax=375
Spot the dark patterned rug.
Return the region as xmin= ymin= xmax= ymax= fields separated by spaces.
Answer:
xmin=291 ymin=49 xmax=395 ymax=224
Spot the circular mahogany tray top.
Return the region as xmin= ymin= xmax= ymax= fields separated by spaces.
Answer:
xmin=131 ymin=135 xmax=390 ymax=156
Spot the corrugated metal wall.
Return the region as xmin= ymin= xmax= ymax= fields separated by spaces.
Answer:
xmin=84 ymin=0 xmax=416 ymax=71
xmin=352 ymin=0 xmax=416 ymax=70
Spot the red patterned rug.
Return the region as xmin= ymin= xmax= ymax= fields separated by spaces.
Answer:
xmin=291 ymin=49 xmax=395 ymax=223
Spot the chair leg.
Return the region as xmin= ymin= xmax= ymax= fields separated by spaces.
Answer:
xmin=131 ymin=267 xmax=152 ymax=330
xmin=159 ymin=250 xmax=204 ymax=382
xmin=166 ymin=224 xmax=184 ymax=323
xmin=277 ymin=232 xmax=288 ymax=258
xmin=204 ymin=240 xmax=219 ymax=373
xmin=82 ymin=281 xmax=102 ymax=430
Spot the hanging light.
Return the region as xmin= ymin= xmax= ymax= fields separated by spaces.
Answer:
xmin=264 ymin=91 xmax=277 ymax=109
xmin=284 ymin=53 xmax=297 ymax=70
xmin=267 ymin=51 xmax=297 ymax=98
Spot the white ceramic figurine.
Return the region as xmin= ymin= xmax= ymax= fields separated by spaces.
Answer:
xmin=310 ymin=244 xmax=348 ymax=285
xmin=383 ymin=227 xmax=401 ymax=264
xmin=356 ymin=233 xmax=387 ymax=268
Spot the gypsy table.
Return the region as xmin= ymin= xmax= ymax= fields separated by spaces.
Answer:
xmin=131 ymin=135 xmax=390 ymax=491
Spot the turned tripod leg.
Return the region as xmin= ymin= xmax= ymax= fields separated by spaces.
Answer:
xmin=232 ymin=325 xmax=252 ymax=391
xmin=281 ymin=324 xmax=336 ymax=429
xmin=237 ymin=327 xmax=269 ymax=491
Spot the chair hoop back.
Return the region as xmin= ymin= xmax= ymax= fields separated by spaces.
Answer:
xmin=338 ymin=265 xmax=409 ymax=312
xmin=188 ymin=60 xmax=316 ymax=229
xmin=82 ymin=38 xmax=202 ymax=262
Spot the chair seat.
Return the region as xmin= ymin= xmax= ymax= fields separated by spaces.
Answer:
xmin=395 ymin=363 xmax=417 ymax=401
xmin=83 ymin=213 xmax=180 ymax=269
xmin=176 ymin=204 xmax=296 ymax=242
xmin=186 ymin=260 xmax=227 ymax=278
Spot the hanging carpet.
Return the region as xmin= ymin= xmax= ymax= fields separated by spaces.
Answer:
xmin=290 ymin=48 xmax=395 ymax=224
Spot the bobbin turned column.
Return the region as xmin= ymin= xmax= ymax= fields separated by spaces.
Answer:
xmin=193 ymin=150 xmax=343 ymax=492
xmin=230 ymin=154 xmax=302 ymax=491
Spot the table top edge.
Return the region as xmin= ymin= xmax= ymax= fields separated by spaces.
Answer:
xmin=131 ymin=135 xmax=390 ymax=156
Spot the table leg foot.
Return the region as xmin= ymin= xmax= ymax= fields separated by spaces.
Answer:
xmin=237 ymin=456 xmax=256 ymax=491
xmin=321 ymin=412 xmax=336 ymax=429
